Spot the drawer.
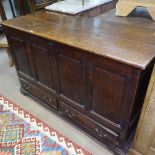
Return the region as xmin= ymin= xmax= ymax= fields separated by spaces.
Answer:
xmin=58 ymin=100 xmax=118 ymax=145
xmin=20 ymin=78 xmax=57 ymax=110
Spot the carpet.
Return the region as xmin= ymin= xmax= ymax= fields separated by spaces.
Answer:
xmin=0 ymin=96 xmax=92 ymax=155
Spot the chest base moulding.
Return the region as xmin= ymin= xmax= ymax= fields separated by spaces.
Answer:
xmin=116 ymin=0 xmax=155 ymax=21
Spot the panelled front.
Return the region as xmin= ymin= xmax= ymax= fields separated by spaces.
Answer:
xmin=26 ymin=34 xmax=55 ymax=91
xmin=57 ymin=45 xmax=84 ymax=107
xmin=7 ymin=32 xmax=135 ymax=129
xmin=8 ymin=36 xmax=31 ymax=77
xmin=91 ymin=65 xmax=126 ymax=125
xmin=55 ymin=44 xmax=134 ymax=132
xmin=6 ymin=29 xmax=146 ymax=154
xmin=31 ymin=43 xmax=54 ymax=89
xmin=8 ymin=32 xmax=55 ymax=91
xmin=7 ymin=31 xmax=57 ymax=109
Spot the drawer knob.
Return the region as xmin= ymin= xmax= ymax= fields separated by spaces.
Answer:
xmin=43 ymin=95 xmax=47 ymax=99
xmin=49 ymin=98 xmax=52 ymax=102
xmin=67 ymin=113 xmax=75 ymax=119
xmin=98 ymin=134 xmax=107 ymax=138
xmin=25 ymin=86 xmax=30 ymax=90
xmin=68 ymin=114 xmax=72 ymax=118
xmin=95 ymin=128 xmax=99 ymax=132
xmin=65 ymin=109 xmax=69 ymax=113
xmin=99 ymin=134 xmax=103 ymax=137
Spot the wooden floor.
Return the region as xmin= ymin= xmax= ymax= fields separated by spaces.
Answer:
xmin=0 ymin=48 xmax=114 ymax=155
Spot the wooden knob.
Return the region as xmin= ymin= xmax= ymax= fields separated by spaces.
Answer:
xmin=95 ymin=128 xmax=99 ymax=132
xmin=68 ymin=114 xmax=72 ymax=118
xmin=25 ymin=86 xmax=30 ymax=90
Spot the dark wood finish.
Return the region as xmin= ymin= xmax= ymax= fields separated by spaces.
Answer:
xmin=17 ymin=0 xmax=56 ymax=15
xmin=8 ymin=0 xmax=16 ymax=17
xmin=0 ymin=0 xmax=6 ymax=33
xmin=58 ymin=100 xmax=119 ymax=145
xmin=9 ymin=36 xmax=31 ymax=75
xmin=33 ymin=0 xmax=55 ymax=11
xmin=0 ymin=0 xmax=6 ymax=20
xmin=2 ymin=10 xmax=155 ymax=70
xmin=0 ymin=26 xmax=3 ymax=34
xmin=20 ymin=78 xmax=57 ymax=109
xmin=31 ymin=43 xmax=54 ymax=88
xmin=16 ymin=0 xmax=33 ymax=15
xmin=16 ymin=0 xmax=24 ymax=15
xmin=2 ymin=10 xmax=155 ymax=155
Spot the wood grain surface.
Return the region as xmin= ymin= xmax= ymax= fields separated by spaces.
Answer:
xmin=2 ymin=10 xmax=155 ymax=70
xmin=3 ymin=8 xmax=155 ymax=155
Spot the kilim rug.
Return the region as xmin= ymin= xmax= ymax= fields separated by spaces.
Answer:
xmin=0 ymin=95 xmax=92 ymax=155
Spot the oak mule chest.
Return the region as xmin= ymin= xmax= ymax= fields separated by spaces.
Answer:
xmin=2 ymin=11 xmax=155 ymax=155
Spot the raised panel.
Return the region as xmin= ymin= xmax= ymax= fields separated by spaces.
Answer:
xmin=91 ymin=66 xmax=125 ymax=124
xmin=31 ymin=44 xmax=54 ymax=88
xmin=9 ymin=36 xmax=31 ymax=76
xmin=58 ymin=54 xmax=83 ymax=104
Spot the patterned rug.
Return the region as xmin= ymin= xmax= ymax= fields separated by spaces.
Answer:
xmin=0 ymin=95 xmax=92 ymax=155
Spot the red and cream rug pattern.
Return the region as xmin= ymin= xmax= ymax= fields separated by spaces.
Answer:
xmin=0 ymin=96 xmax=92 ymax=155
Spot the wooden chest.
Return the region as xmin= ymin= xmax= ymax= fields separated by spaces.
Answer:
xmin=2 ymin=11 xmax=155 ymax=154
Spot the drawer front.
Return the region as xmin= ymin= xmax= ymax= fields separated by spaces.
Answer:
xmin=20 ymin=78 xmax=57 ymax=110
xmin=58 ymin=100 xmax=118 ymax=145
